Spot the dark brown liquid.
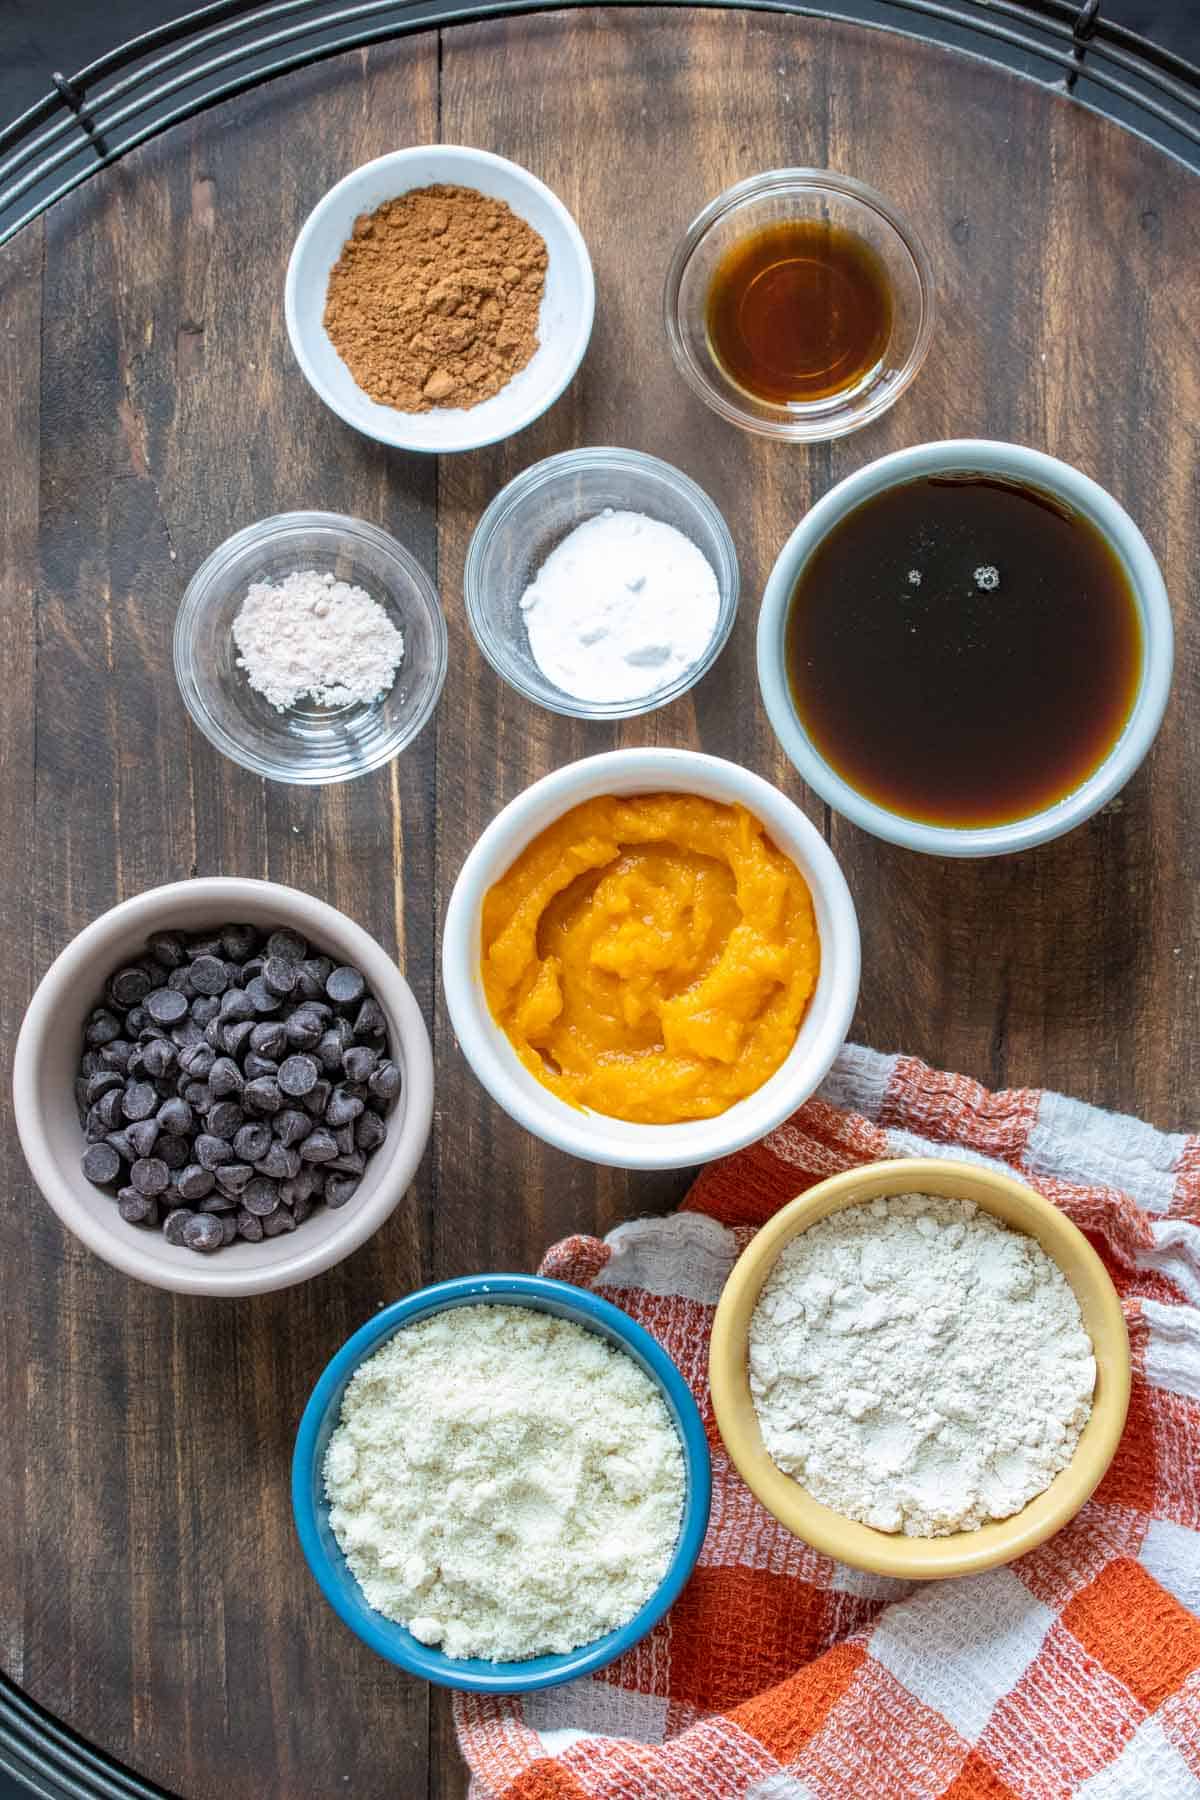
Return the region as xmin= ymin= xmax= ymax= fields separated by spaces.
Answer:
xmin=785 ymin=476 xmax=1143 ymax=828
xmin=706 ymin=221 xmax=893 ymax=404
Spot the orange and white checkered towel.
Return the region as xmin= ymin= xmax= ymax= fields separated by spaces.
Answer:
xmin=454 ymin=1045 xmax=1200 ymax=1799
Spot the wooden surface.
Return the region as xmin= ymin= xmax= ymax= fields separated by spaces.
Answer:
xmin=1 ymin=10 xmax=1198 ymax=1797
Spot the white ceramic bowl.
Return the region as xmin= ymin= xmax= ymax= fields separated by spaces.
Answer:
xmin=285 ymin=146 xmax=595 ymax=453
xmin=13 ymin=879 xmax=434 ymax=1297
xmin=758 ymin=440 xmax=1174 ymax=857
xmin=442 ymin=750 xmax=860 ymax=1170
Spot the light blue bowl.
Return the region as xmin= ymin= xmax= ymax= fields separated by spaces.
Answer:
xmin=292 ymin=1273 xmax=712 ymax=1693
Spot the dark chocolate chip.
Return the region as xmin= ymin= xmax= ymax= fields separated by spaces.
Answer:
xmin=140 ymin=1037 xmax=176 ymax=1079
xmin=368 ymin=1060 xmax=402 ymax=1104
xmin=189 ymin=954 xmax=228 ymax=996
xmin=283 ymin=1008 xmax=323 ymax=1050
xmin=243 ymin=1076 xmax=282 ymax=1115
xmin=186 ymin=933 xmax=223 ymax=958
xmin=356 ymin=1111 xmax=387 ymax=1153
xmin=274 ymin=1108 xmax=312 ymax=1147
xmin=328 ymin=1152 xmax=366 ymax=1177
xmin=219 ymin=987 xmax=255 ymax=1023
xmin=278 ymin=1054 xmax=320 ymax=1098
xmin=204 ymin=1019 xmax=225 ymax=1050
xmin=80 ymin=1050 xmax=104 ymax=1077
xmin=236 ymin=1208 xmax=264 ymax=1242
xmin=119 ymin=1191 xmax=159 ymax=1226
xmin=221 ymin=925 xmax=259 ymax=964
xmin=180 ymin=1042 xmax=215 ymax=1078
xmin=127 ymin=1118 xmax=160 ymax=1158
xmin=195 ymin=1133 xmax=234 ymax=1170
xmin=248 ymin=1019 xmax=287 ymax=1057
xmin=342 ymin=1045 xmax=378 ymax=1084
xmin=206 ymin=1099 xmax=245 ymax=1140
xmin=122 ymin=1081 xmax=158 ymax=1121
xmin=182 ymin=1213 xmax=224 ymax=1254
xmin=146 ymin=987 xmax=188 ymax=1026
xmin=105 ymin=1128 xmax=137 ymax=1164
xmin=325 ymin=1086 xmax=364 ymax=1128
xmin=85 ymin=1106 xmax=110 ymax=1142
xmin=183 ymin=1082 xmax=212 ymax=1112
xmin=82 ymin=1142 xmax=121 ymax=1185
xmin=334 ymin=1123 xmax=357 ymax=1157
xmin=297 ymin=957 xmax=332 ymax=999
xmin=233 ymin=1122 xmax=272 ymax=1163
xmin=299 ymin=1128 xmax=338 ymax=1164
xmin=109 ymin=966 xmax=152 ymax=1009
xmin=262 ymin=1207 xmax=297 ymax=1237
xmin=131 ymin=1157 xmax=169 ymax=1196
xmin=208 ymin=1056 xmax=244 ymax=1097
xmin=170 ymin=1017 xmax=205 ymax=1050
xmin=100 ymin=1040 xmax=134 ymax=1072
xmin=263 ymin=955 xmax=299 ymax=998
xmin=157 ymin=1097 xmax=193 ymax=1135
xmin=243 ymin=1053 xmax=279 ymax=1082
xmin=353 ymin=997 xmax=386 ymax=1039
xmin=95 ymin=1087 xmax=126 ymax=1129
xmin=157 ymin=1134 xmax=190 ymax=1170
xmin=220 ymin=1213 xmax=238 ymax=1245
xmin=190 ymin=995 xmax=221 ymax=1027
xmin=86 ymin=1010 xmax=123 ymax=1047
xmin=242 ymin=1177 xmax=280 ymax=1217
xmin=125 ymin=1007 xmax=150 ymax=1037
xmin=148 ymin=931 xmax=187 ymax=969
xmin=316 ymin=1025 xmax=352 ymax=1072
xmin=245 ymin=976 xmax=280 ymax=1015
xmin=254 ymin=1142 xmax=299 ymax=1181
xmin=214 ymin=1162 xmax=253 ymax=1195
xmin=302 ymin=1079 xmax=333 ymax=1117
xmin=163 ymin=1207 xmax=196 ymax=1245
xmin=290 ymin=1191 xmax=315 ymax=1225
xmin=223 ymin=1020 xmax=256 ymax=1056
xmin=176 ymin=1164 xmax=215 ymax=1202
xmin=326 ymin=965 xmax=365 ymax=1007
xmin=166 ymin=965 xmax=195 ymax=996
xmin=325 ymin=1175 xmax=360 ymax=1209
xmin=266 ymin=928 xmax=307 ymax=964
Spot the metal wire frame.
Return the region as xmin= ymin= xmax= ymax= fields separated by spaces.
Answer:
xmin=0 ymin=0 xmax=1199 ymax=250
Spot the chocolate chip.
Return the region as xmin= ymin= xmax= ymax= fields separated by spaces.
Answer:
xmin=163 ymin=1208 xmax=195 ymax=1245
xmin=245 ymin=976 xmax=280 ymax=1015
xmin=166 ymin=965 xmax=195 ymax=996
xmin=186 ymin=933 xmax=223 ymax=958
xmin=302 ymin=1078 xmax=332 ymax=1117
xmin=243 ymin=1076 xmax=282 ymax=1115
xmin=290 ymin=1191 xmax=315 ymax=1225
xmin=140 ymin=1037 xmax=176 ymax=1079
xmin=101 ymin=1040 xmax=134 ymax=1072
xmin=325 ymin=1086 xmax=364 ymax=1128
xmin=334 ymin=1123 xmax=357 ymax=1158
xmin=249 ymin=1020 xmax=287 ymax=1058
xmin=274 ymin=1108 xmax=312 ymax=1147
xmin=149 ymin=931 xmax=187 ymax=969
xmin=236 ymin=1209 xmax=264 ymax=1242
xmin=243 ymin=1053 xmax=279 ymax=1082
xmin=171 ymin=1017 xmax=205 ymax=1050
xmin=119 ymin=1190 xmax=159 ymax=1226
xmin=190 ymin=995 xmax=221 ymax=1027
xmin=182 ymin=1213 xmax=224 ymax=1254
xmin=208 ymin=1056 xmax=244 ymax=1097
xmin=220 ymin=1213 xmax=239 ymax=1245
xmin=195 ymin=1134 xmax=234 ymax=1170
xmin=278 ymin=1054 xmax=320 ymax=1098
xmin=283 ymin=1007 xmax=324 ymax=1050
xmin=94 ymin=1087 xmax=126 ymax=1128
xmin=180 ymin=1042 xmax=216 ymax=1079
xmin=214 ymin=1162 xmax=253 ymax=1195
xmin=267 ymin=928 xmax=307 ymax=964
xmin=156 ymin=1133 xmax=189 ymax=1170
xmin=146 ymin=987 xmax=188 ymax=1026
xmin=176 ymin=1164 xmax=215 ymax=1202
xmin=326 ymin=965 xmax=365 ymax=1007
xmin=368 ymin=1060 xmax=402 ymax=1104
xmin=82 ymin=1142 xmax=121 ymax=1185
xmin=325 ymin=1175 xmax=360 ymax=1209
xmin=158 ymin=1098 xmax=193 ymax=1139
xmin=263 ymin=956 xmax=299 ymax=998
xmin=105 ymin=1128 xmax=137 ymax=1163
xmin=109 ymin=966 xmax=152 ymax=1009
xmin=299 ymin=1128 xmax=338 ymax=1164
xmin=189 ymin=954 xmax=228 ymax=996
xmin=255 ymin=1142 xmax=299 ymax=1181
xmin=342 ymin=1045 xmax=378 ymax=1084
xmin=354 ymin=997 xmax=386 ymax=1039
xmin=356 ymin=1111 xmax=387 ymax=1153
xmin=131 ymin=1157 xmax=169 ymax=1196
xmin=222 ymin=1019 xmax=256 ymax=1056
xmin=183 ymin=1081 xmax=212 ymax=1112
xmin=316 ymin=1024 xmax=352 ymax=1071
xmin=206 ymin=1099 xmax=244 ymax=1140
xmin=262 ymin=1207 xmax=297 ymax=1237
xmin=219 ymin=988 xmax=255 ymax=1023
xmin=204 ymin=1019 xmax=225 ymax=1050
xmin=85 ymin=1106 xmax=110 ymax=1142
xmin=221 ymin=925 xmax=259 ymax=964
xmin=233 ymin=1122 xmax=272 ymax=1163
xmin=86 ymin=1010 xmax=123 ymax=1047
xmin=125 ymin=1007 xmax=150 ymax=1037
xmin=242 ymin=1177 xmax=279 ymax=1217
xmin=80 ymin=1050 xmax=104 ymax=1078
xmin=297 ymin=957 xmax=332 ymax=999
xmin=328 ymin=1151 xmax=366 ymax=1177
xmin=127 ymin=1118 xmax=160 ymax=1158
xmin=122 ymin=1081 xmax=158 ymax=1122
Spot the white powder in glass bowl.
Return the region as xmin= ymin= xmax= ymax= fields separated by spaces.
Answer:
xmin=323 ymin=1303 xmax=686 ymax=1661
xmin=232 ymin=568 xmax=404 ymax=711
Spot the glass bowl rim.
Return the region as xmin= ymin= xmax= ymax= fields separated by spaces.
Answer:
xmin=662 ymin=166 xmax=937 ymax=443
xmin=462 ymin=446 xmax=741 ymax=720
xmin=172 ymin=509 xmax=448 ymax=785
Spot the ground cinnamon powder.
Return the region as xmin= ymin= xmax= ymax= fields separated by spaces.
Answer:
xmin=323 ymin=184 xmax=548 ymax=413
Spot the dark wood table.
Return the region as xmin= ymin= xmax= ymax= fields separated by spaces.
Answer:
xmin=1 ymin=10 xmax=1197 ymax=1797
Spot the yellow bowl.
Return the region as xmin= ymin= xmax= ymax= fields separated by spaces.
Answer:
xmin=709 ymin=1158 xmax=1130 ymax=1579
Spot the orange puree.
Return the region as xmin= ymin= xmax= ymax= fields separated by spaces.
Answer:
xmin=481 ymin=793 xmax=819 ymax=1124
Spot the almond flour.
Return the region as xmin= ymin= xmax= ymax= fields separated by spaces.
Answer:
xmin=749 ymin=1193 xmax=1096 ymax=1536
xmin=323 ymin=1303 xmax=685 ymax=1661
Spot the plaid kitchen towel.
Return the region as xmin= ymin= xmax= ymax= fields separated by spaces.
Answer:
xmin=454 ymin=1045 xmax=1200 ymax=1799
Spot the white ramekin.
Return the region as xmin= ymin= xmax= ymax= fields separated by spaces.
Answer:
xmin=757 ymin=440 xmax=1173 ymax=857
xmin=13 ymin=879 xmax=434 ymax=1297
xmin=442 ymin=750 xmax=860 ymax=1170
xmin=285 ymin=146 xmax=595 ymax=454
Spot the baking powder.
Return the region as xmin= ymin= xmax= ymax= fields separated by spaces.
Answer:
xmin=232 ymin=568 xmax=404 ymax=712
xmin=749 ymin=1193 xmax=1095 ymax=1536
xmin=519 ymin=509 xmax=721 ymax=704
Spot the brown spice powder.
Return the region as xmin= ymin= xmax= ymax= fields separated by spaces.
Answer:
xmin=323 ymin=184 xmax=548 ymax=413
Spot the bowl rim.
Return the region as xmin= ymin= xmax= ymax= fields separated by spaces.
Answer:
xmin=462 ymin=445 xmax=741 ymax=719
xmin=12 ymin=877 xmax=434 ymax=1296
xmin=284 ymin=144 xmax=596 ymax=454
xmin=708 ymin=1157 xmax=1132 ymax=1579
xmin=441 ymin=748 xmax=861 ymax=1170
xmin=291 ymin=1272 xmax=713 ymax=1691
xmin=757 ymin=439 xmax=1175 ymax=856
xmin=173 ymin=510 xmax=449 ymax=786
xmin=663 ymin=166 xmax=936 ymax=443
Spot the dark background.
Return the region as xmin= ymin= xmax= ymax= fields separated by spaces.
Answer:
xmin=0 ymin=0 xmax=1196 ymax=1796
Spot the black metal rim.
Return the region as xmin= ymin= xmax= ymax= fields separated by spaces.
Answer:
xmin=1 ymin=0 xmax=1198 ymax=1791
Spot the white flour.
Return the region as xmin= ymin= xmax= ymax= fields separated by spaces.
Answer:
xmin=323 ymin=1303 xmax=685 ymax=1661
xmin=519 ymin=508 xmax=721 ymax=704
xmin=232 ymin=568 xmax=404 ymax=711
xmin=749 ymin=1194 xmax=1095 ymax=1536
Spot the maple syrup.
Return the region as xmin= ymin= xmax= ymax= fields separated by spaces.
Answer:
xmin=785 ymin=476 xmax=1143 ymax=828
xmin=706 ymin=220 xmax=893 ymax=405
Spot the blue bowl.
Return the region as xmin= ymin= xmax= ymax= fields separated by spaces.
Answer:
xmin=292 ymin=1272 xmax=712 ymax=1693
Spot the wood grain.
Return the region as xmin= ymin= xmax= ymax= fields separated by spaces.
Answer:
xmin=1 ymin=12 xmax=1198 ymax=1799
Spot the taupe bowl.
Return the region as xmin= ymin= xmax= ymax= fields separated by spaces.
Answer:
xmin=13 ymin=878 xmax=433 ymax=1297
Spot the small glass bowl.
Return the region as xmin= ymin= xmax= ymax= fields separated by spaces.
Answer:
xmin=664 ymin=169 xmax=935 ymax=443
xmin=463 ymin=447 xmax=739 ymax=719
xmin=174 ymin=512 xmax=447 ymax=784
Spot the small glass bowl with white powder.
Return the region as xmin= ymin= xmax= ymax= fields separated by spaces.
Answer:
xmin=174 ymin=512 xmax=447 ymax=784
xmin=464 ymin=448 xmax=739 ymax=719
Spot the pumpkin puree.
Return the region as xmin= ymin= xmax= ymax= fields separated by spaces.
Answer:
xmin=481 ymin=793 xmax=819 ymax=1123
